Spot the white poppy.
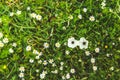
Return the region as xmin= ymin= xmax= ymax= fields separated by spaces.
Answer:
xmin=78 ymin=37 xmax=88 ymax=49
xmin=68 ymin=37 xmax=77 ymax=48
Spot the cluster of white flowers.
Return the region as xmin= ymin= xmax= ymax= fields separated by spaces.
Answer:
xmin=0 ymin=32 xmax=9 ymax=48
xmin=101 ymin=0 xmax=106 ymax=9
xmin=19 ymin=66 xmax=25 ymax=79
xmin=30 ymin=13 xmax=42 ymax=21
xmin=40 ymin=70 xmax=47 ymax=79
xmin=68 ymin=37 xmax=88 ymax=49
xmin=9 ymin=10 xmax=21 ymax=17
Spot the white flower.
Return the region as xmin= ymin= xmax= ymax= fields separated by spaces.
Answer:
xmin=9 ymin=48 xmax=14 ymax=53
xmin=0 ymin=32 xmax=3 ymax=39
xmin=42 ymin=70 xmax=47 ymax=74
xmin=43 ymin=42 xmax=49 ymax=48
xmin=3 ymin=38 xmax=9 ymax=43
xmin=60 ymin=66 xmax=63 ymax=70
xmin=78 ymin=14 xmax=82 ymax=19
xmin=43 ymin=60 xmax=48 ymax=66
xmin=26 ymin=45 xmax=31 ymax=51
xmin=91 ymin=58 xmax=95 ymax=63
xmin=110 ymin=66 xmax=114 ymax=71
xmin=65 ymin=50 xmax=70 ymax=55
xmin=51 ymin=70 xmax=58 ymax=74
xmin=78 ymin=37 xmax=88 ymax=49
xmin=62 ymin=76 xmax=66 ymax=80
xmin=38 ymin=60 xmax=42 ymax=64
xmin=68 ymin=15 xmax=73 ymax=19
xmin=70 ymin=69 xmax=75 ymax=74
xmin=101 ymin=2 xmax=106 ymax=7
xmin=55 ymin=42 xmax=61 ymax=48
xmin=52 ymin=63 xmax=56 ymax=67
xmin=12 ymin=43 xmax=17 ymax=47
xmin=0 ymin=18 xmax=2 ymax=23
xmin=30 ymin=13 xmax=36 ymax=18
xmin=33 ymin=49 xmax=38 ymax=54
xmin=49 ymin=59 xmax=54 ymax=64
xmin=93 ymin=66 xmax=97 ymax=71
xmin=62 ymin=27 xmax=66 ymax=30
xmin=19 ymin=73 xmax=24 ymax=78
xmin=66 ymin=73 xmax=70 ymax=79
xmin=27 ymin=6 xmax=30 ymax=11
xmin=40 ymin=73 xmax=46 ymax=79
xmin=89 ymin=16 xmax=95 ymax=21
xmin=0 ymin=41 xmax=4 ymax=48
xmin=60 ymin=62 xmax=64 ymax=66
xmin=19 ymin=66 xmax=25 ymax=72
xmin=36 ymin=69 xmax=39 ymax=73
xmin=106 ymin=54 xmax=110 ymax=57
xmin=38 ymin=52 xmax=43 ymax=56
xmin=36 ymin=15 xmax=42 ymax=21
xmin=29 ymin=59 xmax=34 ymax=63
xmin=10 ymin=12 xmax=14 ymax=17
xmin=16 ymin=10 xmax=21 ymax=15
xmin=83 ymin=8 xmax=87 ymax=12
xmin=95 ymin=48 xmax=100 ymax=53
xmin=68 ymin=37 xmax=77 ymax=48
xmin=35 ymin=55 xmax=40 ymax=59
xmin=85 ymin=51 xmax=91 ymax=56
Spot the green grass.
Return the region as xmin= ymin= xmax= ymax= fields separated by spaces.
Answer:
xmin=0 ymin=0 xmax=120 ymax=80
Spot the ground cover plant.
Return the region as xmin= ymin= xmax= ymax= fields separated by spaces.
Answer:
xmin=0 ymin=0 xmax=120 ymax=80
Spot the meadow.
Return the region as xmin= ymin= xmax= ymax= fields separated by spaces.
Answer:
xmin=0 ymin=0 xmax=120 ymax=80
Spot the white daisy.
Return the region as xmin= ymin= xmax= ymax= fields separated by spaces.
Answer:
xmin=38 ymin=60 xmax=42 ymax=64
xmin=10 ymin=12 xmax=14 ymax=17
xmin=91 ymin=58 xmax=95 ymax=64
xmin=78 ymin=14 xmax=82 ymax=19
xmin=66 ymin=73 xmax=70 ymax=79
xmin=0 ymin=41 xmax=4 ymax=48
xmin=78 ymin=37 xmax=88 ymax=49
xmin=9 ymin=48 xmax=14 ymax=53
xmin=68 ymin=37 xmax=77 ymax=48
xmin=95 ymin=48 xmax=100 ymax=53
xmin=65 ymin=50 xmax=70 ymax=55
xmin=62 ymin=76 xmax=66 ymax=80
xmin=89 ymin=16 xmax=95 ymax=21
xmin=3 ymin=38 xmax=9 ymax=43
xmin=68 ymin=15 xmax=73 ymax=20
xmin=60 ymin=66 xmax=63 ymax=70
xmin=0 ymin=18 xmax=2 ymax=23
xmin=16 ymin=10 xmax=21 ymax=15
xmin=19 ymin=73 xmax=24 ymax=78
xmin=43 ymin=60 xmax=48 ymax=66
xmin=30 ymin=13 xmax=36 ymax=18
xmin=0 ymin=32 xmax=3 ymax=39
xmin=93 ymin=66 xmax=97 ymax=71
xmin=55 ymin=42 xmax=61 ymax=48
xmin=36 ymin=14 xmax=42 ymax=21
xmin=40 ymin=73 xmax=46 ymax=79
xmin=70 ymin=69 xmax=75 ymax=74
xmin=26 ymin=45 xmax=32 ymax=51
xmin=110 ymin=66 xmax=114 ymax=71
xmin=83 ymin=8 xmax=87 ymax=12
xmin=12 ymin=42 xmax=17 ymax=47
xmin=85 ymin=51 xmax=91 ymax=56
xmin=43 ymin=42 xmax=49 ymax=48
xmin=27 ymin=6 xmax=30 ymax=11
xmin=29 ymin=59 xmax=34 ymax=63
xmin=35 ymin=55 xmax=40 ymax=59
xmin=19 ymin=66 xmax=25 ymax=72
xmin=49 ymin=59 xmax=54 ymax=64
